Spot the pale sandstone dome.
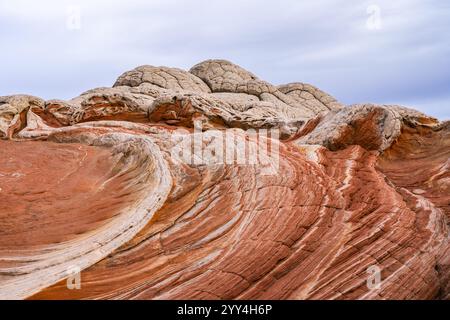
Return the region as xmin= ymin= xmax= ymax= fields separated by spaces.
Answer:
xmin=0 ymin=59 xmax=448 ymax=300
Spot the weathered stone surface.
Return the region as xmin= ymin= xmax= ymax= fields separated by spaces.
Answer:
xmin=114 ymin=65 xmax=211 ymax=93
xmin=34 ymin=87 xmax=155 ymax=128
xmin=190 ymin=59 xmax=259 ymax=93
xmin=0 ymin=60 xmax=448 ymax=300
xmin=278 ymin=82 xmax=343 ymax=112
xmin=189 ymin=59 xmax=324 ymax=118
xmin=149 ymin=92 xmax=305 ymax=138
xmin=295 ymin=104 xmax=440 ymax=151
xmin=0 ymin=95 xmax=44 ymax=138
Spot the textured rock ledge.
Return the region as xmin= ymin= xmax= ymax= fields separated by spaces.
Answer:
xmin=0 ymin=59 xmax=448 ymax=300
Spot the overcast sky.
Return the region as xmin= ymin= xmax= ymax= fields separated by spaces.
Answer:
xmin=0 ymin=0 xmax=449 ymax=119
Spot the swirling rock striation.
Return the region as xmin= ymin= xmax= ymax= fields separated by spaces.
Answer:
xmin=0 ymin=59 xmax=448 ymax=300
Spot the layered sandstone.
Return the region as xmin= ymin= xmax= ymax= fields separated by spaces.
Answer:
xmin=0 ymin=60 xmax=448 ymax=300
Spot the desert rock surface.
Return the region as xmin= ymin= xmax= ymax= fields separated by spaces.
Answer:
xmin=0 ymin=60 xmax=448 ymax=300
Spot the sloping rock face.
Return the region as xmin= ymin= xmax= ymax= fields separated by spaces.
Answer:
xmin=0 ymin=60 xmax=448 ymax=300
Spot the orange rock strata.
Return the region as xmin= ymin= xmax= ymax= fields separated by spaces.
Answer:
xmin=0 ymin=60 xmax=448 ymax=300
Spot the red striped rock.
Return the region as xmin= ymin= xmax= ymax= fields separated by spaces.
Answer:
xmin=0 ymin=60 xmax=448 ymax=300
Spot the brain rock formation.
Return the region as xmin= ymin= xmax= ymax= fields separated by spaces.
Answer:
xmin=0 ymin=59 xmax=449 ymax=300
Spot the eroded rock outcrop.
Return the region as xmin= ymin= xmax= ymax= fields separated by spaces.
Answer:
xmin=0 ymin=60 xmax=448 ymax=300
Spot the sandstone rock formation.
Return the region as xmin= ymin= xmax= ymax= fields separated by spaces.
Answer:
xmin=0 ymin=59 xmax=448 ymax=300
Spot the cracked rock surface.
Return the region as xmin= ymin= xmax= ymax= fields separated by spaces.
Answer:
xmin=0 ymin=59 xmax=448 ymax=300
